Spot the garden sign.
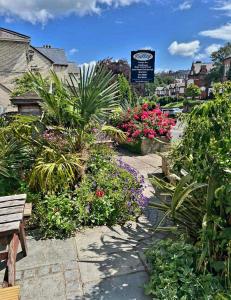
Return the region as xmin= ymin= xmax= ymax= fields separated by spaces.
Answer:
xmin=131 ymin=50 xmax=155 ymax=83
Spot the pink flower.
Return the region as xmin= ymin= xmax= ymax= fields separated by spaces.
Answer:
xmin=132 ymin=130 xmax=142 ymax=138
xmin=134 ymin=114 xmax=139 ymax=120
xmin=141 ymin=112 xmax=149 ymax=120
xmin=148 ymin=134 xmax=155 ymax=139
xmin=142 ymin=103 xmax=149 ymax=110
xmin=158 ymin=128 xmax=166 ymax=135
xmin=153 ymin=108 xmax=162 ymax=116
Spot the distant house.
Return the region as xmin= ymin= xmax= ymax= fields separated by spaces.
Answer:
xmin=0 ymin=27 xmax=80 ymax=113
xmin=188 ymin=61 xmax=213 ymax=99
xmin=155 ymin=86 xmax=166 ymax=97
xmin=155 ymin=79 xmax=186 ymax=99
xmin=223 ymin=55 xmax=231 ymax=81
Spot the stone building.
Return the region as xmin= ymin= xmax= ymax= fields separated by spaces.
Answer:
xmin=188 ymin=61 xmax=213 ymax=99
xmin=223 ymin=55 xmax=231 ymax=81
xmin=0 ymin=27 xmax=80 ymax=113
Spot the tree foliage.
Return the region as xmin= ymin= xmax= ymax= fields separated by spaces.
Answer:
xmin=207 ymin=43 xmax=231 ymax=83
xmin=186 ymin=83 xmax=201 ymax=99
xmin=117 ymin=74 xmax=132 ymax=104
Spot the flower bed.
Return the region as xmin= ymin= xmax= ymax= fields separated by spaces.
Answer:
xmin=32 ymin=145 xmax=149 ymax=238
xmin=117 ymin=103 xmax=175 ymax=154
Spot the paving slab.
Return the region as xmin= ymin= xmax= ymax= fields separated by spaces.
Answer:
xmin=83 ymin=272 xmax=151 ymax=300
xmin=16 ymin=237 xmax=77 ymax=270
xmin=78 ymin=251 xmax=145 ymax=283
xmin=75 ymin=222 xmax=152 ymax=260
xmin=20 ymin=272 xmax=68 ymax=300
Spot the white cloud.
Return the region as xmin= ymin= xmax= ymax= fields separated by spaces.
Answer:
xmin=194 ymin=43 xmax=221 ymax=60
xmin=69 ymin=48 xmax=78 ymax=55
xmin=200 ymin=23 xmax=231 ymax=41
xmin=79 ymin=60 xmax=97 ymax=68
xmin=205 ymin=43 xmax=221 ymax=55
xmin=178 ymin=1 xmax=192 ymax=11
xmin=141 ymin=46 xmax=153 ymax=50
xmin=213 ymin=1 xmax=231 ymax=16
xmin=0 ymin=0 xmax=144 ymax=25
xmin=194 ymin=53 xmax=207 ymax=60
xmin=168 ymin=40 xmax=200 ymax=57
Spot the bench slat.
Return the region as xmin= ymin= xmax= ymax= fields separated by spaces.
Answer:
xmin=0 ymin=194 xmax=26 ymax=203
xmin=0 ymin=213 xmax=23 ymax=224
xmin=0 ymin=206 xmax=24 ymax=216
xmin=0 ymin=221 xmax=20 ymax=235
xmin=24 ymin=203 xmax=32 ymax=217
xmin=0 ymin=286 xmax=20 ymax=300
xmin=0 ymin=200 xmax=25 ymax=209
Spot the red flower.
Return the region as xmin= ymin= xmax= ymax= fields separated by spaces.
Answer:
xmin=134 ymin=114 xmax=139 ymax=120
xmin=158 ymin=128 xmax=166 ymax=135
xmin=141 ymin=112 xmax=149 ymax=120
xmin=132 ymin=130 xmax=142 ymax=138
xmin=142 ymin=103 xmax=149 ymax=110
xmin=96 ymin=190 xmax=105 ymax=197
xmin=148 ymin=134 xmax=155 ymax=139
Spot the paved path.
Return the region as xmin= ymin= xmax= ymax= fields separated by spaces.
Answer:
xmin=0 ymin=153 xmax=163 ymax=300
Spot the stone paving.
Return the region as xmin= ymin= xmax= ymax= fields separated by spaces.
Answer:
xmin=0 ymin=152 xmax=164 ymax=300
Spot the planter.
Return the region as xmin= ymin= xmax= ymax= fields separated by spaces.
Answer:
xmin=121 ymin=137 xmax=171 ymax=155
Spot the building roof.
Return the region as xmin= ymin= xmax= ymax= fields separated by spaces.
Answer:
xmin=35 ymin=47 xmax=68 ymax=65
xmin=224 ymin=54 xmax=231 ymax=60
xmin=156 ymin=87 xmax=165 ymax=91
xmin=0 ymin=27 xmax=30 ymax=40
xmin=67 ymin=62 xmax=80 ymax=74
xmin=190 ymin=61 xmax=213 ymax=75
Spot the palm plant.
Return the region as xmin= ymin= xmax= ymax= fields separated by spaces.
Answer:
xmin=28 ymin=71 xmax=76 ymax=127
xmin=149 ymin=175 xmax=207 ymax=238
xmin=25 ymin=65 xmax=123 ymax=193
xmin=29 ymin=146 xmax=83 ymax=193
xmin=67 ymin=64 xmax=119 ymax=129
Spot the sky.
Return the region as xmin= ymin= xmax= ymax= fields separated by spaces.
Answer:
xmin=0 ymin=0 xmax=231 ymax=71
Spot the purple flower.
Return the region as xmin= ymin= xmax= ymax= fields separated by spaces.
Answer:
xmin=117 ymin=158 xmax=150 ymax=208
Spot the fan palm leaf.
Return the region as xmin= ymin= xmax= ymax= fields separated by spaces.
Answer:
xmin=67 ymin=65 xmax=119 ymax=129
xmin=29 ymin=146 xmax=83 ymax=193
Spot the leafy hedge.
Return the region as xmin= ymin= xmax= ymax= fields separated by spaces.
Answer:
xmin=145 ymin=239 xmax=229 ymax=300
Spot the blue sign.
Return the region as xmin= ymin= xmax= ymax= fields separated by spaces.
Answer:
xmin=131 ymin=50 xmax=155 ymax=83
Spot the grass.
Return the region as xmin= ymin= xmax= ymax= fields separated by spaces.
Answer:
xmin=163 ymin=101 xmax=184 ymax=108
xmin=162 ymin=99 xmax=205 ymax=108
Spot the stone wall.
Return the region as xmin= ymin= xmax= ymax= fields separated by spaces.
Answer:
xmin=28 ymin=47 xmax=52 ymax=76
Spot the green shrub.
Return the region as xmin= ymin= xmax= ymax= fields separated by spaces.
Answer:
xmin=34 ymin=193 xmax=80 ymax=238
xmin=145 ymin=239 xmax=229 ymax=300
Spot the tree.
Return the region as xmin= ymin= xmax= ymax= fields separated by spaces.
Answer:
xmin=118 ymin=74 xmax=132 ymax=103
xmin=207 ymin=43 xmax=231 ymax=83
xmin=145 ymin=73 xmax=175 ymax=96
xmin=97 ymin=58 xmax=130 ymax=79
xmin=186 ymin=83 xmax=201 ymax=99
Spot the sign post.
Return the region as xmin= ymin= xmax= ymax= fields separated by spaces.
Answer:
xmin=131 ymin=50 xmax=155 ymax=83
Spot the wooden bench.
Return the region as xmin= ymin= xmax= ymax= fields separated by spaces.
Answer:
xmin=0 ymin=194 xmax=28 ymax=287
xmin=0 ymin=286 xmax=20 ymax=300
xmin=23 ymin=203 xmax=32 ymax=218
